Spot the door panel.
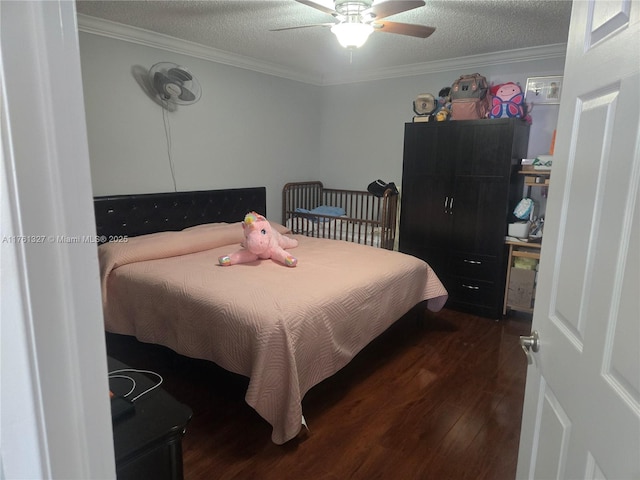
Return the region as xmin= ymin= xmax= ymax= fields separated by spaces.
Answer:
xmin=399 ymin=175 xmax=451 ymax=248
xmin=551 ymin=86 xmax=626 ymax=345
xmin=399 ymin=175 xmax=451 ymax=278
xmin=450 ymin=177 xmax=508 ymax=256
xmin=532 ymin=380 xmax=571 ymax=480
xmin=607 ymin=214 xmax=639 ymax=402
xmin=517 ymin=1 xmax=640 ymax=478
xmin=402 ymin=123 xmax=457 ymax=177
xmin=455 ymin=121 xmax=513 ymax=176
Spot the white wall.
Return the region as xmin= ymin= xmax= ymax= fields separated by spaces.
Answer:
xmin=80 ymin=33 xmax=322 ymax=221
xmin=316 ymin=57 xmax=566 ymax=190
xmin=79 ymin=31 xmax=565 ymax=223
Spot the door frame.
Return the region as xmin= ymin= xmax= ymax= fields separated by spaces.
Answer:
xmin=1 ymin=1 xmax=115 ymax=477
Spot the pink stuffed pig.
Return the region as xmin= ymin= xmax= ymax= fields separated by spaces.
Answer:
xmin=218 ymin=212 xmax=298 ymax=267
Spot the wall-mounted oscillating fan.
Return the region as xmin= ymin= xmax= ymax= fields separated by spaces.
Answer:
xmin=149 ymin=62 xmax=201 ymax=106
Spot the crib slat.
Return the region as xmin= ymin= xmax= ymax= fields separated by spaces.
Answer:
xmin=282 ymin=182 xmax=397 ymax=249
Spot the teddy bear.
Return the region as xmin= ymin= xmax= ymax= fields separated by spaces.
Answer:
xmin=435 ymin=107 xmax=450 ymax=121
xmin=218 ymin=212 xmax=298 ymax=267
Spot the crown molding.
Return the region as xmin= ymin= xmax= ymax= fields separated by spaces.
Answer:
xmin=77 ymin=14 xmax=566 ymax=87
xmin=321 ymin=43 xmax=567 ymax=85
xmin=76 ymin=14 xmax=320 ymax=85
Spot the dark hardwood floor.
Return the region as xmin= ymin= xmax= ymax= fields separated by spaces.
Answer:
xmin=106 ymin=307 xmax=532 ymax=480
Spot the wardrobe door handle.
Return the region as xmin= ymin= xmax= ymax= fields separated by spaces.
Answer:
xmin=444 ymin=196 xmax=449 ymax=214
xmin=463 ymin=259 xmax=482 ymax=265
xmin=449 ymin=196 xmax=454 ymax=214
xmin=461 ymin=284 xmax=480 ymax=290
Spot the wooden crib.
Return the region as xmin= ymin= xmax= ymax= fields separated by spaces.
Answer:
xmin=282 ymin=181 xmax=398 ymax=250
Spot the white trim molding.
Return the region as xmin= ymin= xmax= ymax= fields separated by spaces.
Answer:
xmin=77 ymin=13 xmax=320 ymax=85
xmin=77 ymin=14 xmax=567 ymax=86
xmin=1 ymin=2 xmax=115 ymax=478
xmin=324 ymin=44 xmax=567 ymax=86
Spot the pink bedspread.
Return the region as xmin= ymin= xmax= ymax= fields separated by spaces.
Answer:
xmin=99 ymin=222 xmax=447 ymax=444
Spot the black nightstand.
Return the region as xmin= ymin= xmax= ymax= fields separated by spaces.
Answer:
xmin=108 ymin=357 xmax=192 ymax=480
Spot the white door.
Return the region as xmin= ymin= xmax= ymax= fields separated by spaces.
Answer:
xmin=516 ymin=1 xmax=640 ymax=479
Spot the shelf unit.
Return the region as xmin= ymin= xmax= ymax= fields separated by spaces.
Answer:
xmin=519 ymin=169 xmax=551 ymax=188
xmin=503 ymin=240 xmax=541 ymax=315
xmin=503 ymin=168 xmax=550 ymax=316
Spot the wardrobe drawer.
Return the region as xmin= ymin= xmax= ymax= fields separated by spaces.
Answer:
xmin=449 ymin=254 xmax=497 ymax=282
xmin=448 ymin=277 xmax=499 ymax=309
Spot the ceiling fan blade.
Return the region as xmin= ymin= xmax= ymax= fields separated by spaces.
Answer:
xmin=366 ymin=0 xmax=425 ymax=20
xmin=295 ymin=0 xmax=337 ymax=16
xmin=270 ymin=23 xmax=335 ymax=32
xmin=373 ymin=21 xmax=435 ymax=38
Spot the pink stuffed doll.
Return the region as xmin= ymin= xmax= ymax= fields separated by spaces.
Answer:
xmin=218 ymin=212 xmax=298 ymax=267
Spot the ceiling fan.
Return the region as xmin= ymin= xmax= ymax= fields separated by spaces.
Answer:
xmin=272 ymin=0 xmax=435 ymax=49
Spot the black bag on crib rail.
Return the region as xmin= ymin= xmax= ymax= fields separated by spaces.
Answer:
xmin=368 ymin=180 xmax=399 ymax=197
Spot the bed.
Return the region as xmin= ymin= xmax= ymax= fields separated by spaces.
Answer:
xmin=282 ymin=181 xmax=398 ymax=249
xmin=95 ymin=187 xmax=447 ymax=444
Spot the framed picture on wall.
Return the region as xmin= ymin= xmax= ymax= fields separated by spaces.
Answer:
xmin=525 ymin=76 xmax=563 ymax=104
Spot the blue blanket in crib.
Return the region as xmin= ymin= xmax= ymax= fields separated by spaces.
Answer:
xmin=294 ymin=205 xmax=346 ymax=220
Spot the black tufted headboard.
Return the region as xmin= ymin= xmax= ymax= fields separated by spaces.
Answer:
xmin=94 ymin=187 xmax=266 ymax=242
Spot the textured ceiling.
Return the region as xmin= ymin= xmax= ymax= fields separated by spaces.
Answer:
xmin=75 ymin=0 xmax=573 ymax=84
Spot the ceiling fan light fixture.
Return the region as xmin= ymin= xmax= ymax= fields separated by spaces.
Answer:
xmin=331 ymin=22 xmax=374 ymax=48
